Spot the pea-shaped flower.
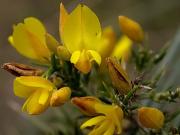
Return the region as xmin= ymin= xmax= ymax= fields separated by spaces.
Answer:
xmin=9 ymin=17 xmax=51 ymax=63
xmin=72 ymin=96 xmax=123 ymax=135
xmin=60 ymin=4 xmax=102 ymax=73
xmin=14 ymin=76 xmax=71 ymax=115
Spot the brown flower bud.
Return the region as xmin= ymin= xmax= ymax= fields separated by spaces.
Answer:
xmin=138 ymin=107 xmax=165 ymax=129
xmin=71 ymin=96 xmax=101 ymax=116
xmin=1 ymin=63 xmax=43 ymax=76
xmin=106 ymin=57 xmax=132 ymax=94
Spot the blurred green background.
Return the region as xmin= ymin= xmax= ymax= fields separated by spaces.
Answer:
xmin=0 ymin=0 xmax=180 ymax=134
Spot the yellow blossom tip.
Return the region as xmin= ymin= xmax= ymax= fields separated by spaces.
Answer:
xmin=80 ymin=115 xmax=106 ymax=129
xmin=71 ymin=96 xmax=101 ymax=116
xmin=11 ymin=17 xmax=51 ymax=63
xmin=138 ymin=107 xmax=165 ymax=129
xmin=8 ymin=36 xmax=14 ymax=46
xmin=111 ymin=35 xmax=133 ymax=62
xmin=119 ymin=16 xmax=144 ymax=43
xmin=50 ymin=87 xmax=71 ymax=107
xmin=59 ymin=2 xmax=68 ymax=39
xmin=45 ymin=33 xmax=59 ymax=54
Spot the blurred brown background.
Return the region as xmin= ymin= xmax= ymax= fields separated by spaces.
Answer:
xmin=0 ymin=0 xmax=180 ymax=135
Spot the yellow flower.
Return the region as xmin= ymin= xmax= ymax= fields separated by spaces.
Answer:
xmin=119 ymin=16 xmax=144 ymax=43
xmin=72 ymin=96 xmax=123 ymax=135
xmin=111 ymin=35 xmax=133 ymax=63
xmin=97 ymin=26 xmax=116 ymax=59
xmin=138 ymin=107 xmax=165 ymax=129
xmin=97 ymin=27 xmax=133 ymax=65
xmin=61 ymin=4 xmax=102 ymax=73
xmin=8 ymin=17 xmax=51 ymax=63
xmin=14 ymin=76 xmax=71 ymax=115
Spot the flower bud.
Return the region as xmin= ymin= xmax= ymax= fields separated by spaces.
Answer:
xmin=111 ymin=35 xmax=132 ymax=62
xmin=98 ymin=26 xmax=116 ymax=58
xmin=106 ymin=57 xmax=132 ymax=94
xmin=45 ymin=33 xmax=60 ymax=54
xmin=71 ymin=96 xmax=101 ymax=116
xmin=50 ymin=87 xmax=71 ymax=107
xmin=57 ymin=46 xmax=71 ymax=61
xmin=138 ymin=107 xmax=165 ymax=129
xmin=119 ymin=16 xmax=144 ymax=43
xmin=2 ymin=63 xmax=43 ymax=76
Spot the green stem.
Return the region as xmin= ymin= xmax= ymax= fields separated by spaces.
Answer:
xmin=123 ymin=85 xmax=139 ymax=105
xmin=42 ymin=66 xmax=54 ymax=79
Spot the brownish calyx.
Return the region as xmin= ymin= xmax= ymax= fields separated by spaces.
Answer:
xmin=106 ymin=57 xmax=132 ymax=94
xmin=1 ymin=62 xmax=43 ymax=76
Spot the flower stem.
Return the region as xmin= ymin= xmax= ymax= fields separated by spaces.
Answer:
xmin=123 ymin=85 xmax=139 ymax=105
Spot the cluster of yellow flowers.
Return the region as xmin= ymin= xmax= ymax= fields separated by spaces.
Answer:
xmin=5 ymin=3 xmax=165 ymax=135
xmin=72 ymin=96 xmax=164 ymax=134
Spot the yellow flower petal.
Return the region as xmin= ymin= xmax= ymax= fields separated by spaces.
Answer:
xmin=22 ymin=93 xmax=32 ymax=112
xmin=8 ymin=36 xmax=14 ymax=46
xmin=11 ymin=17 xmax=50 ymax=63
xmin=14 ymin=76 xmax=54 ymax=98
xmin=87 ymin=50 xmax=101 ymax=65
xmin=113 ymin=107 xmax=123 ymax=134
xmin=24 ymin=17 xmax=46 ymax=43
xmin=71 ymin=50 xmax=101 ymax=73
xmin=111 ymin=35 xmax=132 ymax=62
xmin=12 ymin=24 xmax=38 ymax=59
xmin=73 ymin=50 xmax=92 ymax=74
xmin=62 ymin=4 xmax=101 ymax=53
xmin=97 ymin=26 xmax=116 ymax=58
xmin=45 ymin=33 xmax=59 ymax=54
xmin=59 ymin=3 xmax=68 ymax=39
xmin=89 ymin=120 xmax=109 ymax=135
xmin=38 ymin=90 xmax=50 ymax=105
xmin=81 ymin=116 xmax=105 ymax=129
xmin=95 ymin=104 xmax=113 ymax=115
xmin=70 ymin=50 xmax=81 ymax=64
xmin=103 ymin=123 xmax=115 ymax=135
xmin=26 ymin=90 xmax=49 ymax=115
